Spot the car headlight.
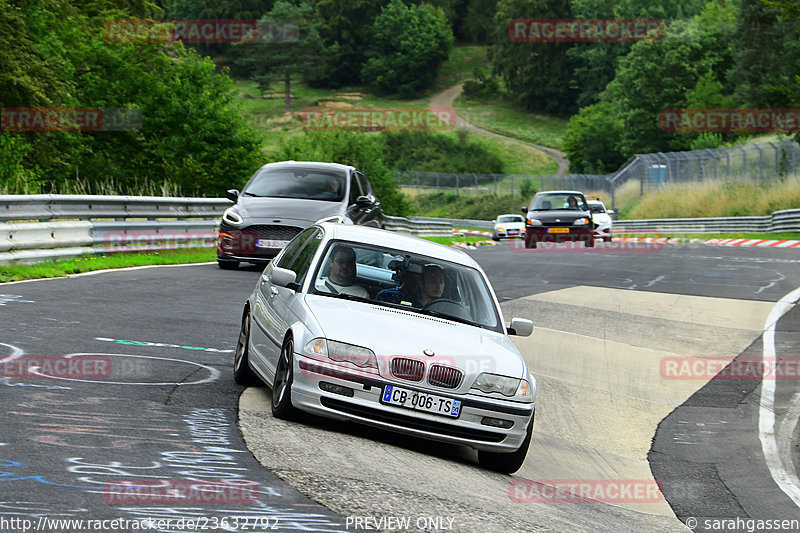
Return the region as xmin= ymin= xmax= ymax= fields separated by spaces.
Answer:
xmin=316 ymin=215 xmax=344 ymax=224
xmin=527 ymin=219 xmax=542 ymax=226
xmin=471 ymin=373 xmax=533 ymax=401
xmin=222 ymin=207 xmax=243 ymax=225
xmin=304 ymin=338 xmax=377 ymax=371
xmin=573 ymin=217 xmax=590 ymax=227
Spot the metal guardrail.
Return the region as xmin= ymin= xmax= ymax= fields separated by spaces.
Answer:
xmin=0 ymin=194 xmax=230 ymax=222
xmin=0 ymin=195 xmax=454 ymax=265
xmin=614 ymin=209 xmax=800 ymax=234
xmin=422 ymin=209 xmax=800 ymax=236
xmin=383 ymin=215 xmax=453 ymax=237
xmin=2 ymin=194 xmax=796 ymax=265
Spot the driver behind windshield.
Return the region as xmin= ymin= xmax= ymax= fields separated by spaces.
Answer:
xmin=317 ymin=245 xmax=368 ymax=298
xmin=418 ymin=264 xmax=445 ymax=306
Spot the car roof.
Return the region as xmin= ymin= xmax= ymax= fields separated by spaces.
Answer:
xmin=257 ymin=161 xmax=355 ymax=173
xmin=535 ymin=190 xmax=585 ymax=196
xmin=497 ymin=213 xmax=524 ymax=218
xmin=319 ymin=223 xmax=479 ymax=268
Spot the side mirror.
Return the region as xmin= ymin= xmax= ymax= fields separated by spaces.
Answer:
xmin=507 ymin=317 xmax=533 ymax=337
xmin=608 ymin=209 xmax=615 ymax=216
xmin=270 ymin=266 xmax=299 ymax=290
xmin=521 ymin=207 xmax=528 ymax=214
xmin=355 ymin=195 xmax=373 ymax=207
xmin=226 ymin=189 xmax=240 ymax=202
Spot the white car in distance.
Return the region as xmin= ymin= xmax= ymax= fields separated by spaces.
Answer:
xmin=586 ymin=195 xmax=613 ymax=242
xmin=492 ymin=214 xmax=526 ymax=241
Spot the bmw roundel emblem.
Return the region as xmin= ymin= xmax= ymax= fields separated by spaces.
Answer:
xmin=423 ymin=349 xmax=435 ymax=357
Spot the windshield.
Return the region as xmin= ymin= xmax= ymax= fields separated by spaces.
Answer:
xmin=497 ymin=215 xmax=524 ymax=223
xmin=243 ymin=167 xmax=347 ymax=202
xmin=588 ymin=203 xmax=606 ymax=214
xmin=529 ymin=193 xmax=588 ymax=211
xmin=310 ymin=241 xmax=503 ymax=332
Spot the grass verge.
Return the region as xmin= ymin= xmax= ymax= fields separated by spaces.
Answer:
xmin=454 ymin=94 xmax=568 ymax=150
xmin=0 ymin=248 xmax=215 ymax=283
xmin=626 ymin=177 xmax=800 ymax=219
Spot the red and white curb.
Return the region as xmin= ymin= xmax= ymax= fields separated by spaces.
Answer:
xmin=617 ymin=236 xmax=800 ymax=248
xmin=704 ymin=238 xmax=800 ymax=248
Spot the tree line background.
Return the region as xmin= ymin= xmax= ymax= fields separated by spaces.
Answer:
xmin=1 ymin=0 xmax=799 ymax=214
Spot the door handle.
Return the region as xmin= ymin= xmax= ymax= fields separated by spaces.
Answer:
xmin=270 ymin=286 xmax=279 ymax=296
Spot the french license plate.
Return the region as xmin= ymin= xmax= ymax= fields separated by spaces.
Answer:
xmin=255 ymin=239 xmax=290 ymax=249
xmin=381 ymin=385 xmax=461 ymax=418
xmin=508 ymin=229 xmax=520 ymax=235
xmin=547 ymin=227 xmax=570 ymax=233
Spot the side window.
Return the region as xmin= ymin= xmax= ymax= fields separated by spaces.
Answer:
xmin=274 ymin=227 xmax=316 ymax=269
xmin=286 ymin=229 xmax=323 ymax=284
xmin=349 ymin=172 xmax=363 ymax=204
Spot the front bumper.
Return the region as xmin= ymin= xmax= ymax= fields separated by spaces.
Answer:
xmin=494 ymin=228 xmax=525 ymax=240
xmin=526 ymin=227 xmax=593 ymax=243
xmin=291 ymin=355 xmax=534 ymax=452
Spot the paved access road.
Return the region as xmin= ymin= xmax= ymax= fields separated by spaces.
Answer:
xmin=2 ymin=241 xmax=799 ymax=532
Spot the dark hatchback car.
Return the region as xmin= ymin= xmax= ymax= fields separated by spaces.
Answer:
xmin=217 ymin=161 xmax=384 ymax=268
xmin=522 ymin=190 xmax=594 ymax=248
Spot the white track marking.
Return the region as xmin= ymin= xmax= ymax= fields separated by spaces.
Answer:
xmin=759 ymin=286 xmax=800 ymax=508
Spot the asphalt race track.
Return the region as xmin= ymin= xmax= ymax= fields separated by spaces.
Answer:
xmin=2 ymin=240 xmax=800 ymax=533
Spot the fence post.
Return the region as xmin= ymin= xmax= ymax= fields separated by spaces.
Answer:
xmin=454 ymin=174 xmax=459 ymax=197
xmin=737 ymin=146 xmax=747 ymax=180
xmin=767 ymin=142 xmax=780 ymax=176
xmin=754 ymin=143 xmax=764 ymax=182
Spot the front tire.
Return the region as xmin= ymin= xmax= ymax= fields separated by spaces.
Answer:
xmin=524 ymin=234 xmax=538 ymax=249
xmin=218 ymin=260 xmax=239 ymax=270
xmin=271 ymin=336 xmax=298 ymax=420
xmin=478 ymin=413 xmax=534 ymax=474
xmin=584 ymin=236 xmax=595 ymax=248
xmin=233 ymin=311 xmax=260 ymax=386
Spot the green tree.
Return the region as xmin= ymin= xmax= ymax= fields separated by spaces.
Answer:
xmin=729 ymin=0 xmax=800 ymax=108
xmin=311 ymin=0 xmax=389 ymax=88
xmin=233 ymin=1 xmax=330 ymax=112
xmin=361 ymin=0 xmax=454 ymax=96
xmin=1 ymin=0 xmax=264 ymax=196
xmin=613 ymin=19 xmax=732 ymax=155
xmin=563 ymin=100 xmax=625 ymax=173
xmin=490 ymin=0 xmax=580 ymax=116
xmin=462 ymin=0 xmax=498 ymax=43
